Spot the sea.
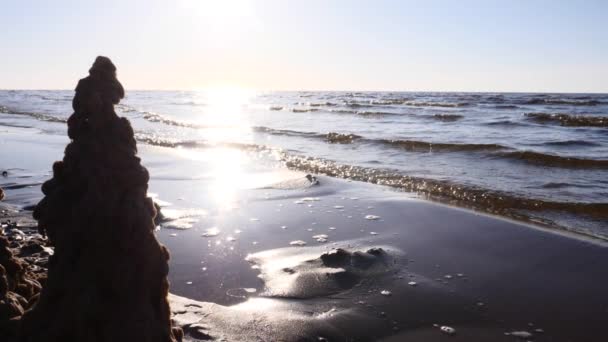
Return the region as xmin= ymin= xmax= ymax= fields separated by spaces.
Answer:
xmin=1 ymin=90 xmax=607 ymax=239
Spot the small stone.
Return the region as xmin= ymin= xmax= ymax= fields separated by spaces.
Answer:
xmin=289 ymin=240 xmax=307 ymax=246
xmin=408 ymin=281 xmax=417 ymax=286
xmin=440 ymin=326 xmax=456 ymax=335
xmin=380 ymin=290 xmax=392 ymax=296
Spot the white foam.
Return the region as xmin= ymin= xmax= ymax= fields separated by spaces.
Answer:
xmin=201 ymin=227 xmax=221 ymax=237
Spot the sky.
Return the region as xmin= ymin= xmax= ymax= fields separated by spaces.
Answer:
xmin=1 ymin=0 xmax=607 ymax=92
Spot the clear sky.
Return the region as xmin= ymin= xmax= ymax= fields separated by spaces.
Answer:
xmin=1 ymin=0 xmax=606 ymax=92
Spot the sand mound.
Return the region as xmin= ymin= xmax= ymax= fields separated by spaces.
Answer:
xmin=246 ymin=245 xmax=400 ymax=298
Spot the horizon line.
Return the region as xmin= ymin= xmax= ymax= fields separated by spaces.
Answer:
xmin=1 ymin=88 xmax=607 ymax=95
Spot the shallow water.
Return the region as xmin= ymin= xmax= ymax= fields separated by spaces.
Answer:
xmin=1 ymin=90 xmax=607 ymax=238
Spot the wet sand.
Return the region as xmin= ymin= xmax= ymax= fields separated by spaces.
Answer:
xmin=2 ymin=126 xmax=608 ymax=341
xmin=156 ymin=177 xmax=608 ymax=341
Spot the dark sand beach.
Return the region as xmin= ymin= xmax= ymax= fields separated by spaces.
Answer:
xmin=2 ymin=124 xmax=607 ymax=340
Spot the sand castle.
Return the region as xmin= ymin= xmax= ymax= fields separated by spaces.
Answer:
xmin=16 ymin=57 xmax=182 ymax=341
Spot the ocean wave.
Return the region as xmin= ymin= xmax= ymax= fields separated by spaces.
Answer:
xmin=254 ymin=125 xmax=608 ymax=169
xmin=281 ymin=154 xmax=608 ymax=225
xmin=403 ymin=101 xmax=470 ymax=108
xmin=329 ymin=109 xmax=357 ymax=115
xmin=540 ymin=140 xmax=601 ymax=147
xmin=0 ymin=106 xmax=67 ymax=123
xmin=369 ymin=98 xmax=411 ymax=105
xmin=376 ymin=139 xmax=506 ymax=152
xmin=252 ymin=126 xmax=319 ymax=139
xmin=326 ymin=109 xmax=403 ymax=117
xmin=525 ymin=113 xmax=608 ymax=127
xmin=430 ymin=114 xmax=464 ymax=122
xmin=325 ymin=132 xmax=362 ymax=144
xmin=493 ymin=105 xmax=520 ymax=109
xmin=170 ymin=101 xmax=206 ymax=106
xmin=524 ymin=98 xmax=603 ymax=106
xmin=307 ymin=102 xmax=337 ymax=107
xmin=484 ymin=120 xmax=528 ymax=127
xmin=135 ymin=134 xmax=266 ymax=152
xmin=355 ymin=111 xmax=402 ymax=117
xmin=141 ymin=111 xmax=204 ymax=128
xmin=116 ymin=104 xmax=139 ymax=113
xmin=343 ymin=102 xmax=376 ymax=108
xmin=497 ymin=150 xmax=608 ymax=169
xmin=292 ymin=108 xmax=319 ymax=113
xmin=253 ymin=126 xmax=361 ymax=144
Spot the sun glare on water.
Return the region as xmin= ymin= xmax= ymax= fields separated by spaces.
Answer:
xmin=198 ymin=86 xmax=255 ymax=141
xmin=175 ymin=86 xmax=258 ymax=209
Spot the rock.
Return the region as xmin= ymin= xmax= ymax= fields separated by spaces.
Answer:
xmin=18 ymin=57 xmax=182 ymax=342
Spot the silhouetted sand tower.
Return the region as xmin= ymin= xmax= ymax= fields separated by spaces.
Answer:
xmin=20 ymin=57 xmax=182 ymax=342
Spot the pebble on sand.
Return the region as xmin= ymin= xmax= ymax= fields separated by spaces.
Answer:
xmin=289 ymin=240 xmax=307 ymax=246
xmin=380 ymin=290 xmax=392 ymax=296
xmin=506 ymin=331 xmax=533 ymax=338
xmin=440 ymin=326 xmax=456 ymax=335
xmin=301 ymin=197 xmax=320 ymax=202
xmin=365 ymin=215 xmax=380 ymax=220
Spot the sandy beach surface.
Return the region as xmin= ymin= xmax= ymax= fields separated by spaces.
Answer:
xmin=2 ymin=124 xmax=608 ymax=341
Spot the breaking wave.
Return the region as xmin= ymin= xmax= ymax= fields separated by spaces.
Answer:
xmin=525 ymin=112 xmax=608 ymax=127
xmin=523 ymin=99 xmax=603 ymax=106
xmin=403 ymin=101 xmax=470 ymax=108
xmin=0 ymin=106 xmax=67 ymax=123
xmin=281 ymin=154 xmax=608 ymax=225
xmin=497 ymin=151 xmax=608 ymax=169
xmin=430 ymin=114 xmax=464 ymax=121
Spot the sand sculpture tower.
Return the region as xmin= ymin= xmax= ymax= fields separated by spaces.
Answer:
xmin=20 ymin=57 xmax=181 ymax=342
